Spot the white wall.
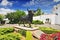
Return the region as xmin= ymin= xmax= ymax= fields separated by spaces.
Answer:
xmin=55 ymin=12 xmax=60 ymax=24
xmin=53 ymin=4 xmax=60 ymax=24
xmin=33 ymin=14 xmax=56 ymax=24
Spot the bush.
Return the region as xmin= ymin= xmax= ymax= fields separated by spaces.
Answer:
xmin=39 ymin=27 xmax=60 ymax=34
xmin=32 ymin=20 xmax=44 ymax=24
xmin=18 ymin=29 xmax=26 ymax=37
xmin=0 ymin=28 xmax=14 ymax=35
xmin=26 ymin=31 xmax=32 ymax=40
xmin=0 ymin=33 xmax=21 ymax=40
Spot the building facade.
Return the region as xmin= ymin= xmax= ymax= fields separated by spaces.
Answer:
xmin=33 ymin=4 xmax=60 ymax=25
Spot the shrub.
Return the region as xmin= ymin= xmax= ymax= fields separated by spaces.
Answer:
xmin=0 ymin=28 xmax=14 ymax=35
xmin=39 ymin=27 xmax=60 ymax=34
xmin=26 ymin=31 xmax=32 ymax=40
xmin=18 ymin=29 xmax=26 ymax=37
xmin=32 ymin=20 xmax=44 ymax=24
xmin=0 ymin=33 xmax=21 ymax=40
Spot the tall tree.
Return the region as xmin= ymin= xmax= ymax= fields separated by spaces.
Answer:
xmin=0 ymin=14 xmax=5 ymax=24
xmin=6 ymin=10 xmax=26 ymax=23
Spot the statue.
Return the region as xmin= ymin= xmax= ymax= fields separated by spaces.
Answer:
xmin=19 ymin=10 xmax=35 ymax=27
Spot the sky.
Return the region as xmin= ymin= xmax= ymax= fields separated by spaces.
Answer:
xmin=0 ymin=0 xmax=60 ymax=14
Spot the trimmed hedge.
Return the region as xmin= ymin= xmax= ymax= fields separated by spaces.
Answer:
xmin=0 ymin=33 xmax=21 ymax=40
xmin=39 ymin=27 xmax=60 ymax=34
xmin=0 ymin=28 xmax=14 ymax=35
xmin=32 ymin=20 xmax=44 ymax=24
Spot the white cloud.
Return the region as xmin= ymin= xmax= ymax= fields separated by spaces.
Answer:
xmin=22 ymin=0 xmax=53 ymax=7
xmin=23 ymin=0 xmax=35 ymax=6
xmin=1 ymin=0 xmax=13 ymax=6
xmin=23 ymin=0 xmax=41 ymax=6
xmin=41 ymin=1 xmax=54 ymax=7
xmin=0 ymin=8 xmax=15 ymax=14
xmin=53 ymin=0 xmax=60 ymax=2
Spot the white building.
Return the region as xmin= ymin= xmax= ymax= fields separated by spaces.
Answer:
xmin=33 ymin=4 xmax=60 ymax=25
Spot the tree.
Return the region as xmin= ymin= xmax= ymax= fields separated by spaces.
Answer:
xmin=0 ymin=14 xmax=5 ymax=24
xmin=34 ymin=8 xmax=42 ymax=16
xmin=42 ymin=12 xmax=44 ymax=15
xmin=6 ymin=10 xmax=26 ymax=24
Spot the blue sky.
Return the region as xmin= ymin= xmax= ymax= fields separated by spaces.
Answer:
xmin=0 ymin=0 xmax=60 ymax=14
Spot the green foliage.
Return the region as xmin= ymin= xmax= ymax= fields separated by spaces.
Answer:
xmin=39 ymin=27 xmax=60 ymax=34
xmin=0 ymin=14 xmax=5 ymax=21
xmin=0 ymin=14 xmax=5 ymax=25
xmin=32 ymin=20 xmax=44 ymax=24
xmin=0 ymin=33 xmax=21 ymax=40
xmin=6 ymin=10 xmax=26 ymax=24
xmin=26 ymin=31 xmax=32 ymax=40
xmin=0 ymin=28 xmax=21 ymax=40
xmin=0 ymin=28 xmax=14 ymax=35
xmin=18 ymin=29 xmax=26 ymax=37
xmin=34 ymin=8 xmax=42 ymax=16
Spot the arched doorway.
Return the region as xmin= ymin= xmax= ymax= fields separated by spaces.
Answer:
xmin=45 ymin=18 xmax=51 ymax=24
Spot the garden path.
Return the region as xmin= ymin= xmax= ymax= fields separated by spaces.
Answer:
xmin=32 ymin=30 xmax=44 ymax=39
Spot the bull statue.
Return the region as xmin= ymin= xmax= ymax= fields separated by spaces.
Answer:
xmin=19 ymin=10 xmax=36 ymax=27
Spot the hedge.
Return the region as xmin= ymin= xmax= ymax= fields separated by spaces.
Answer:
xmin=32 ymin=20 xmax=44 ymax=24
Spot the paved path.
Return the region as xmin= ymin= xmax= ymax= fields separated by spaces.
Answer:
xmin=14 ymin=26 xmax=38 ymax=31
xmin=32 ymin=30 xmax=44 ymax=39
xmin=0 ymin=24 xmax=60 ymax=30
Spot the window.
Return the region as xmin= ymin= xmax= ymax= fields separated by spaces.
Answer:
xmin=55 ymin=13 xmax=58 ymax=15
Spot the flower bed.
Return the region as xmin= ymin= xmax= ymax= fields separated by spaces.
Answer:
xmin=0 ymin=28 xmax=22 ymax=40
xmin=0 ymin=27 xmax=14 ymax=35
xmin=40 ymin=32 xmax=60 ymax=40
xmin=0 ymin=33 xmax=21 ymax=40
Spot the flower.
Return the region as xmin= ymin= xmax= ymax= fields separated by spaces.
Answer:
xmin=40 ymin=33 xmax=48 ymax=40
xmin=40 ymin=32 xmax=60 ymax=40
